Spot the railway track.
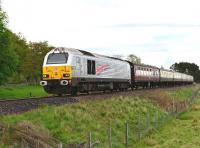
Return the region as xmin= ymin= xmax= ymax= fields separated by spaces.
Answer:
xmin=0 ymin=85 xmax=194 ymax=115
xmin=0 ymin=96 xmax=78 ymax=115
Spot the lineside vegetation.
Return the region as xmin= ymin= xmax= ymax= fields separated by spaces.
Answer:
xmin=136 ymin=93 xmax=200 ymax=147
xmin=0 ymin=85 xmax=198 ymax=147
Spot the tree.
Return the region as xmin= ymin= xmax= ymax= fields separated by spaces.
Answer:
xmin=0 ymin=6 xmax=54 ymax=85
xmin=170 ymin=62 xmax=200 ymax=82
xmin=21 ymin=41 xmax=53 ymax=84
xmin=6 ymin=31 xmax=30 ymax=83
xmin=0 ymin=10 xmax=18 ymax=84
xmin=126 ymin=54 xmax=141 ymax=64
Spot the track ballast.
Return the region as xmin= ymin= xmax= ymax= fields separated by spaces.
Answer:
xmin=0 ymin=85 xmax=194 ymax=115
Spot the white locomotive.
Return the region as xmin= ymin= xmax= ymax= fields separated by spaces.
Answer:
xmin=40 ymin=47 xmax=131 ymax=95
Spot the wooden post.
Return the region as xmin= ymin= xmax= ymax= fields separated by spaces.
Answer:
xmin=125 ymin=122 xmax=128 ymax=148
xmin=58 ymin=143 xmax=62 ymax=148
xmin=146 ymin=113 xmax=150 ymax=132
xmin=89 ymin=132 xmax=92 ymax=148
xmin=109 ymin=126 xmax=112 ymax=148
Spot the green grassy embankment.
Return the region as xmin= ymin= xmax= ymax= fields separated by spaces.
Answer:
xmin=0 ymin=85 xmax=49 ymax=100
xmin=136 ymin=92 xmax=200 ymax=148
xmin=0 ymin=96 xmax=165 ymax=147
xmin=0 ymin=84 xmax=199 ymax=147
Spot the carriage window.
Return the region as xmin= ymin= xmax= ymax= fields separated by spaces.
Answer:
xmin=87 ymin=60 xmax=96 ymax=75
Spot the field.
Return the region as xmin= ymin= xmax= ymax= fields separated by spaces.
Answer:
xmin=0 ymin=85 xmax=49 ymax=100
xmin=0 ymin=85 xmax=199 ymax=147
xmin=136 ymin=93 xmax=200 ymax=148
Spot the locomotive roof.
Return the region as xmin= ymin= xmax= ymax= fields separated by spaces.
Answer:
xmin=50 ymin=47 xmax=124 ymax=61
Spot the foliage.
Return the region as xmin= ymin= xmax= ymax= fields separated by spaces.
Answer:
xmin=126 ymin=54 xmax=141 ymax=64
xmin=0 ymin=10 xmax=18 ymax=85
xmin=20 ymin=42 xmax=53 ymax=83
xmin=6 ymin=31 xmax=29 ymax=83
xmin=0 ymin=6 xmax=53 ymax=85
xmin=170 ymin=62 xmax=200 ymax=82
xmin=136 ymin=94 xmax=200 ymax=148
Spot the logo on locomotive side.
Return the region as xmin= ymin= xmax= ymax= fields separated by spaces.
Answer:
xmin=96 ymin=64 xmax=109 ymax=75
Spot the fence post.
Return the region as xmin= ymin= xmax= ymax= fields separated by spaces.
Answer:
xmin=146 ymin=113 xmax=150 ymax=133
xmin=172 ymin=98 xmax=175 ymax=114
xmin=177 ymin=103 xmax=179 ymax=114
xmin=185 ymin=99 xmax=187 ymax=110
xmin=160 ymin=113 xmax=163 ymax=124
xmin=167 ymin=106 xmax=170 ymax=114
xmin=89 ymin=132 xmax=92 ymax=148
xmin=37 ymin=138 xmax=40 ymax=148
xmin=125 ymin=122 xmax=128 ymax=148
xmin=58 ymin=143 xmax=62 ymax=148
xmin=108 ymin=126 xmax=112 ymax=148
xmin=155 ymin=111 xmax=158 ymax=128
xmin=136 ymin=114 xmax=141 ymax=140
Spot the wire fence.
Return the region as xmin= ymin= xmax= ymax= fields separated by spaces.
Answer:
xmin=2 ymin=89 xmax=200 ymax=148
xmin=61 ymin=88 xmax=199 ymax=148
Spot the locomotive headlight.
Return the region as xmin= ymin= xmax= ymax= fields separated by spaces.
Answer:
xmin=63 ymin=74 xmax=70 ymax=77
xmin=43 ymin=74 xmax=49 ymax=78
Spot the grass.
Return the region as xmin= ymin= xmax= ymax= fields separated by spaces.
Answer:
xmin=0 ymin=96 xmax=165 ymax=147
xmin=0 ymin=84 xmax=49 ymax=99
xmin=140 ymin=85 xmax=199 ymax=112
xmin=0 ymin=84 xmax=199 ymax=147
xmin=167 ymin=85 xmax=199 ymax=101
xmin=136 ymin=93 xmax=200 ymax=148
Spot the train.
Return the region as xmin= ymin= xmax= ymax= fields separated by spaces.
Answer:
xmin=40 ymin=47 xmax=194 ymax=95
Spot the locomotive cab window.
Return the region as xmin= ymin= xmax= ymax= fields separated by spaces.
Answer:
xmin=47 ymin=53 xmax=68 ymax=64
xmin=87 ymin=60 xmax=96 ymax=75
xmin=92 ymin=60 xmax=96 ymax=74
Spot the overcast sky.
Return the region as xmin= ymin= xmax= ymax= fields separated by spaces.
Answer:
xmin=2 ymin=0 xmax=200 ymax=68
